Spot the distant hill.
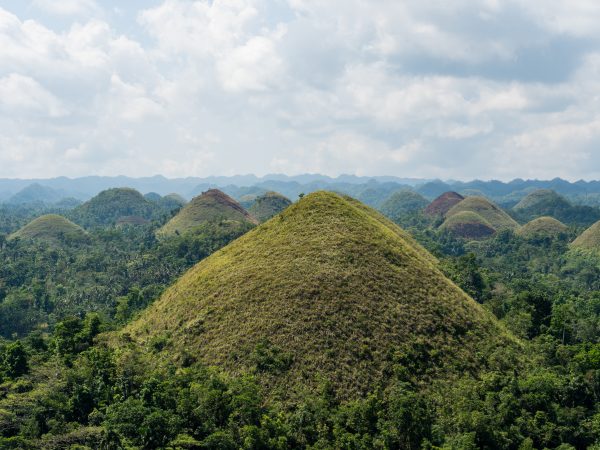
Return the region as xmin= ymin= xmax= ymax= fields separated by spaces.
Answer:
xmin=416 ymin=180 xmax=453 ymax=200
xmin=571 ymin=220 xmax=600 ymax=252
xmin=247 ymin=192 xmax=292 ymax=222
xmin=379 ymin=190 xmax=429 ymax=222
xmin=513 ymin=189 xmax=600 ymax=226
xmin=445 ymin=197 xmax=519 ymax=232
xmin=127 ymin=191 xmax=515 ymax=401
xmin=157 ymin=189 xmax=258 ymax=237
xmin=70 ymin=188 xmax=156 ymax=228
xmin=517 ymin=217 xmax=568 ymax=239
xmin=424 ymin=191 xmax=464 ymax=217
xmin=9 ymin=214 xmax=87 ymax=243
xmin=440 ymin=211 xmax=497 ymax=240
xmin=6 ymin=183 xmax=65 ymax=205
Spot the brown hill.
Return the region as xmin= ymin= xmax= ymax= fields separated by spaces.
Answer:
xmin=424 ymin=192 xmax=465 ymax=217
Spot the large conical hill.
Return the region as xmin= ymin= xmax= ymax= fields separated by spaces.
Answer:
xmin=157 ymin=189 xmax=258 ymax=237
xmin=127 ymin=191 xmax=515 ymax=401
xmin=513 ymin=189 xmax=570 ymax=212
xmin=9 ymin=214 xmax=88 ymax=243
xmin=70 ymin=188 xmax=156 ymax=227
xmin=248 ymin=191 xmax=292 ymax=222
xmin=446 ymin=196 xmax=518 ymax=231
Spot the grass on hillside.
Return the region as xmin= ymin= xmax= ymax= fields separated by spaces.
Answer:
xmin=571 ymin=220 xmax=600 ymax=251
xmin=9 ymin=214 xmax=88 ymax=243
xmin=517 ymin=216 xmax=568 ymax=239
xmin=446 ymin=196 xmax=519 ymax=231
xmin=440 ymin=211 xmax=497 ymax=240
xmin=248 ymin=191 xmax=292 ymax=222
xmin=157 ymin=189 xmax=257 ymax=237
xmin=126 ymin=191 xmax=517 ymax=402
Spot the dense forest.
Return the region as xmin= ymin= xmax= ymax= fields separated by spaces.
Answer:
xmin=0 ymin=186 xmax=599 ymax=449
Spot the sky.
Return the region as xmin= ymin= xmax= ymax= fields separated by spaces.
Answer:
xmin=1 ymin=0 xmax=600 ymax=180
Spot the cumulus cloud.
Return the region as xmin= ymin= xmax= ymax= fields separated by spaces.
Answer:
xmin=0 ymin=0 xmax=600 ymax=179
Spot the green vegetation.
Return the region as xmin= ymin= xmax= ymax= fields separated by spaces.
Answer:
xmin=379 ymin=190 xmax=429 ymax=223
xmin=424 ymin=191 xmax=464 ymax=217
xmin=158 ymin=189 xmax=258 ymax=237
xmin=247 ymin=191 xmax=292 ymax=222
xmin=440 ymin=210 xmax=496 ymax=240
xmin=70 ymin=188 xmax=157 ymax=228
xmin=1 ymin=187 xmax=600 ymax=448
xmin=571 ymin=219 xmax=600 ymax=252
xmin=128 ymin=191 xmax=514 ymax=401
xmin=514 ymin=189 xmax=600 ymax=226
xmin=9 ymin=214 xmax=88 ymax=244
xmin=446 ymin=196 xmax=519 ymax=231
xmin=517 ymin=216 xmax=568 ymax=239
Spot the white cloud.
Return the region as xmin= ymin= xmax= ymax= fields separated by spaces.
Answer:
xmin=32 ymin=0 xmax=99 ymax=17
xmin=0 ymin=73 xmax=67 ymax=117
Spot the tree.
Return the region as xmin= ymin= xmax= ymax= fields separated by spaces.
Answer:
xmin=2 ymin=340 xmax=28 ymax=378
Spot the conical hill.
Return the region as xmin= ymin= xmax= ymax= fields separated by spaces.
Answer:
xmin=571 ymin=220 xmax=600 ymax=252
xmin=127 ymin=192 xmax=515 ymax=400
xmin=424 ymin=191 xmax=464 ymax=217
xmin=445 ymin=196 xmax=518 ymax=231
xmin=10 ymin=214 xmax=87 ymax=243
xmin=379 ymin=190 xmax=429 ymax=222
xmin=157 ymin=189 xmax=258 ymax=237
xmin=71 ymin=188 xmax=155 ymax=227
xmin=440 ymin=211 xmax=497 ymax=240
xmin=517 ymin=217 xmax=568 ymax=239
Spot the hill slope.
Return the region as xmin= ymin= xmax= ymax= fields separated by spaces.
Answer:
xmin=440 ymin=211 xmax=497 ymax=240
xmin=379 ymin=190 xmax=429 ymax=222
xmin=517 ymin=216 xmax=568 ymax=239
xmin=571 ymin=220 xmax=600 ymax=251
xmin=70 ymin=188 xmax=156 ymax=227
xmin=248 ymin=191 xmax=292 ymax=222
xmin=424 ymin=191 xmax=464 ymax=217
xmin=9 ymin=214 xmax=87 ymax=243
xmin=158 ymin=189 xmax=258 ymax=237
xmin=513 ymin=189 xmax=570 ymax=212
xmin=127 ymin=191 xmax=515 ymax=401
xmin=446 ymin=196 xmax=519 ymax=231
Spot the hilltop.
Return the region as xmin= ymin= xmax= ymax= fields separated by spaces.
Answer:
xmin=440 ymin=211 xmax=496 ymax=240
xmin=157 ymin=189 xmax=258 ymax=237
xmin=127 ymin=191 xmax=515 ymax=401
xmin=513 ymin=189 xmax=600 ymax=226
xmin=379 ymin=190 xmax=429 ymax=222
xmin=248 ymin=191 xmax=292 ymax=222
xmin=70 ymin=188 xmax=156 ymax=227
xmin=517 ymin=216 xmax=568 ymax=239
xmin=9 ymin=214 xmax=87 ymax=243
xmin=571 ymin=220 xmax=600 ymax=252
xmin=424 ymin=191 xmax=464 ymax=217
xmin=445 ymin=196 xmax=519 ymax=231
xmin=513 ymin=189 xmax=570 ymax=212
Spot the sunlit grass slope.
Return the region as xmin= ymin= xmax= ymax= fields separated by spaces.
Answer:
xmin=127 ymin=191 xmax=516 ymax=400
xmin=517 ymin=216 xmax=568 ymax=239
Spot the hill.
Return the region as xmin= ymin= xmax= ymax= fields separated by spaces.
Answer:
xmin=127 ymin=191 xmax=515 ymax=401
xmin=517 ymin=216 xmax=568 ymax=239
xmin=378 ymin=190 xmax=429 ymax=222
xmin=6 ymin=183 xmax=65 ymax=205
xmin=513 ymin=189 xmax=570 ymax=212
xmin=157 ymin=189 xmax=258 ymax=237
xmin=440 ymin=211 xmax=497 ymax=240
xmin=424 ymin=191 xmax=464 ymax=217
xmin=446 ymin=196 xmax=519 ymax=231
xmin=9 ymin=214 xmax=87 ymax=243
xmin=512 ymin=189 xmax=600 ymax=226
xmin=571 ymin=220 xmax=600 ymax=252
xmin=247 ymin=191 xmax=292 ymax=222
xmin=70 ymin=188 xmax=156 ymax=228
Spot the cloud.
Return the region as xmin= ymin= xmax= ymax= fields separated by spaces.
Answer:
xmin=0 ymin=1 xmax=599 ymax=179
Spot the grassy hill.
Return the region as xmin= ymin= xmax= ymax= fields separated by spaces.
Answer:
xmin=513 ymin=189 xmax=600 ymax=226
xmin=157 ymin=189 xmax=258 ymax=237
xmin=9 ymin=214 xmax=87 ymax=243
xmin=517 ymin=216 xmax=568 ymax=239
xmin=571 ymin=220 xmax=600 ymax=252
xmin=446 ymin=196 xmax=519 ymax=231
xmin=424 ymin=191 xmax=464 ymax=217
xmin=440 ymin=210 xmax=497 ymax=240
xmin=248 ymin=191 xmax=292 ymax=222
xmin=70 ymin=188 xmax=156 ymax=228
xmin=514 ymin=189 xmax=570 ymax=211
xmin=379 ymin=190 xmax=428 ymax=222
xmin=126 ymin=191 xmax=516 ymax=401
